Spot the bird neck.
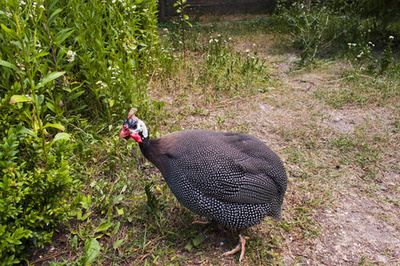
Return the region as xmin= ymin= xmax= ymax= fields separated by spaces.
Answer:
xmin=138 ymin=137 xmax=166 ymax=172
xmin=138 ymin=137 xmax=151 ymax=160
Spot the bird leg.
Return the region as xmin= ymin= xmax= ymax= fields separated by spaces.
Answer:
xmin=191 ymin=220 xmax=211 ymax=225
xmin=222 ymin=232 xmax=250 ymax=262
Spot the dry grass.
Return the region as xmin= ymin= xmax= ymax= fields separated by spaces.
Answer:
xmin=30 ymin=15 xmax=400 ymax=265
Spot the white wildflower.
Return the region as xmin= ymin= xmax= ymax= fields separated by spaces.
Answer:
xmin=67 ymin=50 xmax=76 ymax=62
xmin=389 ymin=36 xmax=394 ymax=40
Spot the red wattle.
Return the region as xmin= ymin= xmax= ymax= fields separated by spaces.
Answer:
xmin=131 ymin=133 xmax=142 ymax=143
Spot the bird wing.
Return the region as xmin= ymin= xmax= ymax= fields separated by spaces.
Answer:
xmin=162 ymin=131 xmax=286 ymax=205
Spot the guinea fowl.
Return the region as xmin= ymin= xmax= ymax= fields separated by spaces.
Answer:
xmin=120 ymin=108 xmax=287 ymax=261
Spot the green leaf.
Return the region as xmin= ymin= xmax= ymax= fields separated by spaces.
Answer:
xmin=55 ymin=28 xmax=74 ymax=45
xmin=31 ymin=51 xmax=50 ymax=60
xmin=184 ymin=241 xmax=193 ymax=251
xmin=36 ymin=71 xmax=65 ymax=89
xmin=1 ymin=24 xmax=21 ymax=40
xmin=46 ymin=102 xmax=56 ymax=112
xmin=49 ymin=132 xmax=71 ymax=147
xmin=116 ymin=206 xmax=124 ymax=216
xmin=20 ymin=127 xmax=37 ymax=137
xmin=192 ymin=233 xmax=206 ymax=247
xmin=0 ymin=59 xmax=21 ymax=73
xmin=44 ymin=123 xmax=65 ymax=131
xmin=49 ymin=8 xmax=63 ymax=24
xmin=67 ymin=90 xmax=85 ymax=101
xmin=80 ymin=211 xmax=92 ymax=221
xmin=111 ymin=222 xmax=120 ymax=236
xmin=95 ymin=222 xmax=113 ymax=233
xmin=113 ymin=239 xmax=125 ymax=249
xmin=53 ymin=132 xmax=70 ymax=141
xmin=82 ymin=238 xmax=101 ymax=265
xmin=9 ymin=95 xmax=32 ymax=103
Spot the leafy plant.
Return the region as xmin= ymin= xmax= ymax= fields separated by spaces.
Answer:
xmin=0 ymin=124 xmax=74 ymax=265
xmin=174 ymin=0 xmax=192 ymax=57
xmin=276 ymin=1 xmax=339 ymax=64
xmin=345 ymin=41 xmax=374 ymax=74
xmin=379 ymin=35 xmax=395 ymax=74
xmin=0 ymin=0 xmax=160 ymax=263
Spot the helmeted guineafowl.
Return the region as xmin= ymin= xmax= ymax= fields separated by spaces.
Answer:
xmin=120 ymin=108 xmax=287 ymax=261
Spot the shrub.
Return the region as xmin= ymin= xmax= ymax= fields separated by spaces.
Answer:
xmin=272 ymin=0 xmax=399 ymax=63
xmin=273 ymin=1 xmax=341 ymax=63
xmin=1 ymin=0 xmax=159 ymax=124
xmin=0 ymin=122 xmax=74 ymax=265
xmin=0 ymin=0 xmax=160 ymax=263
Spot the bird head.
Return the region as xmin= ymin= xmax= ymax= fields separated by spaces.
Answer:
xmin=119 ymin=108 xmax=148 ymax=143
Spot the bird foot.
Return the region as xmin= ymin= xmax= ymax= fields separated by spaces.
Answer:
xmin=191 ymin=220 xmax=210 ymax=225
xmin=222 ymin=233 xmax=250 ymax=262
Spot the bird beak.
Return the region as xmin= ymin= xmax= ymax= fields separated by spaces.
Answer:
xmin=119 ymin=126 xmax=131 ymax=140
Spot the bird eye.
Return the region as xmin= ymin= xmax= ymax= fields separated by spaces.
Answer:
xmin=127 ymin=119 xmax=138 ymax=129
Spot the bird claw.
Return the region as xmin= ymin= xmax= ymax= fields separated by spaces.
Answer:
xmin=222 ymin=233 xmax=249 ymax=262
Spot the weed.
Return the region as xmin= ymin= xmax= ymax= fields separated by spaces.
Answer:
xmin=174 ymin=0 xmax=192 ymax=57
xmin=273 ymin=1 xmax=341 ymax=64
